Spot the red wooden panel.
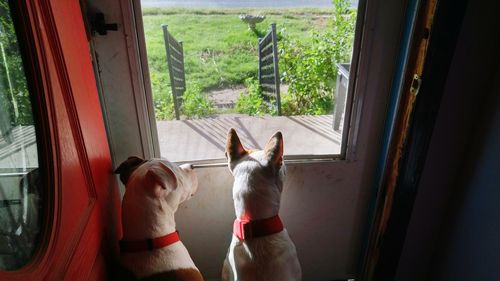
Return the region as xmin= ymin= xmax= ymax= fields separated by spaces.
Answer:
xmin=0 ymin=0 xmax=120 ymax=280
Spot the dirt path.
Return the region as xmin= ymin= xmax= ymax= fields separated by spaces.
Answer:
xmin=208 ymin=86 xmax=245 ymax=109
xmin=207 ymin=84 xmax=289 ymax=112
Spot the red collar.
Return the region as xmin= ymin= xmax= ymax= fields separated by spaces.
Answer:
xmin=233 ymin=215 xmax=284 ymax=241
xmin=120 ymin=231 xmax=180 ymax=253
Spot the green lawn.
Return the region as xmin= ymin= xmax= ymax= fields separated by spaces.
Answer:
xmin=142 ymin=9 xmax=332 ymax=99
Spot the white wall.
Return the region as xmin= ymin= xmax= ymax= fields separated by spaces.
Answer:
xmin=176 ymin=161 xmax=371 ymax=280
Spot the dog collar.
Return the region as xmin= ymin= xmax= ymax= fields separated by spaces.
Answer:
xmin=233 ymin=215 xmax=284 ymax=241
xmin=120 ymin=231 xmax=180 ymax=253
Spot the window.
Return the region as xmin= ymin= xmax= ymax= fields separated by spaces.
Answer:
xmin=140 ymin=0 xmax=360 ymax=162
xmin=0 ymin=0 xmax=43 ymax=270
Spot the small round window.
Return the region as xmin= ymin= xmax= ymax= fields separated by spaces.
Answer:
xmin=0 ymin=1 xmax=44 ymax=270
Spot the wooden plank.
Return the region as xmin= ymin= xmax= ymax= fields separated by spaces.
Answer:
xmin=261 ymin=84 xmax=276 ymax=93
xmin=260 ymin=52 xmax=274 ymax=62
xmin=260 ymin=68 xmax=274 ymax=77
xmin=260 ymin=64 xmax=274 ymax=71
xmin=170 ymin=55 xmax=184 ymax=68
xmin=169 ymin=46 xmax=183 ymax=58
xmin=172 ymin=65 xmax=183 ymax=74
xmin=167 ymin=32 xmax=182 ymax=50
xmin=259 ymin=33 xmax=272 ymax=46
xmin=260 ymin=76 xmax=276 ymax=84
xmin=260 ymin=43 xmax=273 ymax=56
xmin=260 ymin=55 xmax=274 ymax=66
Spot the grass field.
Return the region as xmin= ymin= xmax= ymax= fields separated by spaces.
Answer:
xmin=141 ymin=8 xmax=332 ymax=102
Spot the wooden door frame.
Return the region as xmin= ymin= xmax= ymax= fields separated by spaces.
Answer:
xmin=359 ymin=0 xmax=470 ymax=279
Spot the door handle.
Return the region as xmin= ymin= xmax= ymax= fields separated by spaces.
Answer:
xmin=92 ymin=13 xmax=118 ymax=36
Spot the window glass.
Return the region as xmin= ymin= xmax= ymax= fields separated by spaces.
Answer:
xmin=140 ymin=0 xmax=359 ymax=162
xmin=0 ymin=0 xmax=43 ymax=270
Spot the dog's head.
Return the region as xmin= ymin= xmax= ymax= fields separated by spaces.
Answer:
xmin=226 ymin=128 xmax=284 ymax=172
xmin=225 ymin=129 xmax=286 ymax=217
xmin=115 ymin=156 xmax=198 ymax=210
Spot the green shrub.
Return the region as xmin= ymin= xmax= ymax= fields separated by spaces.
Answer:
xmin=279 ymin=34 xmax=334 ymax=115
xmin=235 ymin=78 xmax=263 ymax=115
xmin=278 ymin=0 xmax=356 ymax=115
xmin=154 ymin=89 xmax=174 ymax=120
xmin=235 ymin=78 xmax=277 ymax=116
xmin=181 ymin=84 xmax=215 ymax=118
xmin=154 ymin=84 xmax=214 ymax=120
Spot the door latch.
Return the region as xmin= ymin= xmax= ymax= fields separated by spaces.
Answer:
xmin=410 ymin=74 xmax=422 ymax=96
xmin=92 ymin=13 xmax=118 ymax=36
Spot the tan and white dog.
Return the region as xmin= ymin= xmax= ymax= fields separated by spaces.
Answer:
xmin=115 ymin=156 xmax=204 ymax=281
xmin=222 ymin=129 xmax=302 ymax=281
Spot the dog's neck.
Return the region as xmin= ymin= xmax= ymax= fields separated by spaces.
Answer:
xmin=122 ymin=197 xmax=177 ymax=240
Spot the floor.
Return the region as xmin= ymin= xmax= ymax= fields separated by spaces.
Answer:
xmin=157 ymin=114 xmax=343 ymax=162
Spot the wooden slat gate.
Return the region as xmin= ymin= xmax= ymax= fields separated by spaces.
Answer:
xmin=162 ymin=24 xmax=186 ymax=120
xmin=258 ymin=23 xmax=281 ymax=115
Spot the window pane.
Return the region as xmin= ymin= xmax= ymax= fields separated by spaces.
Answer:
xmin=0 ymin=1 xmax=43 ymax=270
xmin=141 ymin=0 xmax=359 ymax=162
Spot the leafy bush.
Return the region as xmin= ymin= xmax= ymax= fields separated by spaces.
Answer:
xmin=279 ymin=35 xmax=334 ymax=115
xmin=181 ymin=84 xmax=215 ymax=119
xmin=278 ymin=0 xmax=356 ymax=115
xmin=235 ymin=78 xmax=277 ymax=116
xmin=235 ymin=78 xmax=263 ymax=115
xmin=154 ymin=84 xmax=214 ymax=120
xmin=154 ymin=89 xmax=174 ymax=120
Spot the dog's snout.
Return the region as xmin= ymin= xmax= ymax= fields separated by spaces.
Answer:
xmin=179 ymin=163 xmax=198 ymax=195
xmin=180 ymin=163 xmax=194 ymax=171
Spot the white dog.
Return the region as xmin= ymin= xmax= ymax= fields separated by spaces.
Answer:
xmin=222 ymin=129 xmax=302 ymax=281
xmin=115 ymin=156 xmax=204 ymax=281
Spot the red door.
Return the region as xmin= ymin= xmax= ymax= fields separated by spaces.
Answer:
xmin=0 ymin=0 xmax=120 ymax=280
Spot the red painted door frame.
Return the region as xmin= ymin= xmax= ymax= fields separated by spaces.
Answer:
xmin=0 ymin=0 xmax=120 ymax=280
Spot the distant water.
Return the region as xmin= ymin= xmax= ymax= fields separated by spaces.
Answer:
xmin=140 ymin=0 xmax=341 ymax=8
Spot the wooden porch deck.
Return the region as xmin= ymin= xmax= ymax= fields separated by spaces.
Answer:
xmin=157 ymin=114 xmax=342 ymax=162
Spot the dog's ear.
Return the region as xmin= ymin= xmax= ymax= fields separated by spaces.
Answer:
xmin=145 ymin=161 xmax=178 ymax=193
xmin=114 ymin=156 xmax=147 ymax=186
xmin=264 ymin=131 xmax=284 ymax=168
xmin=226 ymin=128 xmax=247 ymax=162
